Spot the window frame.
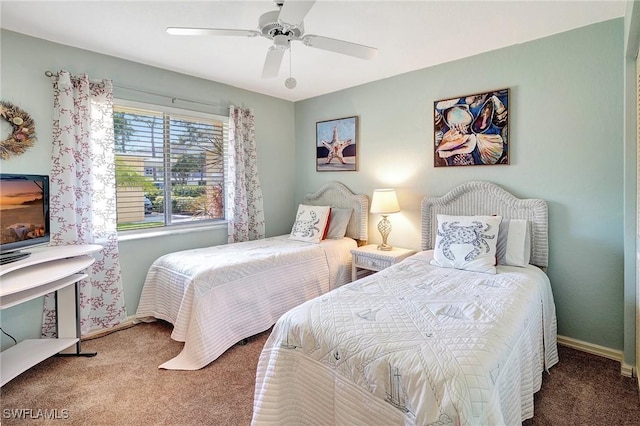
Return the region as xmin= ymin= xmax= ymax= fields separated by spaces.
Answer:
xmin=113 ymin=98 xmax=228 ymax=238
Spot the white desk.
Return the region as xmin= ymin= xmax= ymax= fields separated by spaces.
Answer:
xmin=0 ymin=244 xmax=102 ymax=386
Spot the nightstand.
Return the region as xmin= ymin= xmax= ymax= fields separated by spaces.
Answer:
xmin=350 ymin=244 xmax=416 ymax=281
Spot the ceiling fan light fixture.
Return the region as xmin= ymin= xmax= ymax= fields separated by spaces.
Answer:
xmin=273 ymin=33 xmax=290 ymax=49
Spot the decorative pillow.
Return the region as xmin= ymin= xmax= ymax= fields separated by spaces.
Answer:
xmin=289 ymin=204 xmax=331 ymax=243
xmin=431 ymin=214 xmax=502 ymax=274
xmin=496 ymin=219 xmax=531 ymax=267
xmin=322 ymin=208 xmax=332 ymax=239
xmin=325 ymin=207 xmax=353 ymax=239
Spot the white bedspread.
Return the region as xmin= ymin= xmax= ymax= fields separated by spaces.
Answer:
xmin=135 ymin=235 xmax=356 ymax=370
xmin=252 ymin=251 xmax=558 ymax=425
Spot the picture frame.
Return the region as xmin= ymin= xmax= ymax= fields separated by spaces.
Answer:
xmin=316 ymin=116 xmax=358 ymax=172
xmin=434 ymin=88 xmax=509 ymax=167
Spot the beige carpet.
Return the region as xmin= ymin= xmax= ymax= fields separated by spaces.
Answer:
xmin=0 ymin=321 xmax=267 ymax=425
xmin=1 ymin=321 xmax=639 ymax=425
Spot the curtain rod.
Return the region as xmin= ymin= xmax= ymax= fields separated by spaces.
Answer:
xmin=44 ymin=70 xmax=229 ymax=112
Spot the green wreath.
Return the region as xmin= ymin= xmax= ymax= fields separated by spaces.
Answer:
xmin=0 ymin=101 xmax=37 ymax=160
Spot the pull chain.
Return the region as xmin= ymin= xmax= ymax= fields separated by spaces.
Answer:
xmin=285 ymin=43 xmax=297 ymax=89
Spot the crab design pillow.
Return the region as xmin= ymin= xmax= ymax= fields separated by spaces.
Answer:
xmin=431 ymin=214 xmax=502 ymax=274
xmin=289 ymin=204 xmax=331 ymax=243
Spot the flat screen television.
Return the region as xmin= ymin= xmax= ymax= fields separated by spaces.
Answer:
xmin=0 ymin=173 xmax=50 ymax=264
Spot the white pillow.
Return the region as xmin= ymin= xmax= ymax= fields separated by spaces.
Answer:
xmin=325 ymin=207 xmax=353 ymax=239
xmin=289 ymin=204 xmax=331 ymax=243
xmin=431 ymin=214 xmax=502 ymax=274
xmin=496 ymin=219 xmax=531 ymax=267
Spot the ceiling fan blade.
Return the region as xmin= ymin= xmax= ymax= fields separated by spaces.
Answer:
xmin=277 ymin=0 xmax=316 ymax=26
xmin=301 ymin=35 xmax=378 ymax=60
xmin=166 ymin=27 xmax=258 ymax=37
xmin=262 ymin=47 xmax=286 ymax=79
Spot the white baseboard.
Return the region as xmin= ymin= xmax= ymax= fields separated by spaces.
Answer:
xmin=557 ymin=335 xmax=635 ymax=378
xmin=82 ymin=315 xmax=138 ymax=340
xmin=622 ymin=362 xmax=635 ymax=378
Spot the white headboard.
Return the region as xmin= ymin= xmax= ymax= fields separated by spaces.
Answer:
xmin=304 ymin=181 xmax=368 ymax=244
xmin=421 ymin=181 xmax=548 ymax=268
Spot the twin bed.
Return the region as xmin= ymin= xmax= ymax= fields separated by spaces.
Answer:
xmin=251 ymin=181 xmax=558 ymax=425
xmin=135 ymin=180 xmax=557 ymax=424
xmin=135 ymin=181 xmax=368 ymax=370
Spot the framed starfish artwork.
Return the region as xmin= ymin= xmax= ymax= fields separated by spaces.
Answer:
xmin=434 ymin=88 xmax=509 ymax=167
xmin=316 ymin=116 xmax=358 ymax=172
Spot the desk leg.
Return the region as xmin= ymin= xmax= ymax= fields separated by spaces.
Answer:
xmin=56 ymin=281 xmax=97 ymax=357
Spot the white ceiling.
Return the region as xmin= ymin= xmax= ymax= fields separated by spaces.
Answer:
xmin=0 ymin=0 xmax=627 ymax=102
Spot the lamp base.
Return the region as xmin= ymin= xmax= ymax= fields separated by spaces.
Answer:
xmin=377 ymin=215 xmax=393 ymax=251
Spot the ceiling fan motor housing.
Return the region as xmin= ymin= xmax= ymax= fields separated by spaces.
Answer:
xmin=259 ymin=10 xmax=303 ymax=39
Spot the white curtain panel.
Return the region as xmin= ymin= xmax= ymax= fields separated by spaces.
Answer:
xmin=226 ymin=106 xmax=265 ymax=243
xmin=42 ymin=70 xmax=126 ymax=337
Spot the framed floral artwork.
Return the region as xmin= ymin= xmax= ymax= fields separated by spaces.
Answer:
xmin=316 ymin=116 xmax=357 ymax=172
xmin=434 ymin=88 xmax=509 ymax=167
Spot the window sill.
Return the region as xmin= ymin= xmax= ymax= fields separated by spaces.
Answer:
xmin=117 ymin=221 xmax=228 ymax=242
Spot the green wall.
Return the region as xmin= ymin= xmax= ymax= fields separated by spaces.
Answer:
xmin=0 ymin=30 xmax=296 ymax=349
xmin=0 ymin=18 xmax=633 ymax=366
xmin=294 ymin=19 xmax=626 ymax=354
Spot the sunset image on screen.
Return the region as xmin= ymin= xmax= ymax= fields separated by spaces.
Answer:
xmin=0 ymin=180 xmax=43 ymax=209
xmin=0 ymin=180 xmax=45 ymax=244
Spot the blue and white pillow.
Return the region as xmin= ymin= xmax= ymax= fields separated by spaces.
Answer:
xmin=289 ymin=204 xmax=331 ymax=243
xmin=431 ymin=214 xmax=502 ymax=274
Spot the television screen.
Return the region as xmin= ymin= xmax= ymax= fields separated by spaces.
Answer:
xmin=0 ymin=174 xmax=50 ymax=261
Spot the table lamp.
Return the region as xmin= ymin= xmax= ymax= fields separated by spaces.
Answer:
xmin=370 ymin=188 xmax=400 ymax=251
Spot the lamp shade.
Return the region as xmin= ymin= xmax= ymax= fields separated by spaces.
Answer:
xmin=370 ymin=189 xmax=400 ymax=214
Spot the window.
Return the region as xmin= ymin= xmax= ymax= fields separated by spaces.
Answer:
xmin=113 ymin=101 xmax=227 ymax=232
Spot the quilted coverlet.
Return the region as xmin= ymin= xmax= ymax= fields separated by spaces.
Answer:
xmin=252 ymin=251 xmax=558 ymax=425
xmin=135 ymin=235 xmax=356 ymax=370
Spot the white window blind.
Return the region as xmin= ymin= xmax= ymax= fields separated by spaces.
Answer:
xmin=113 ymin=101 xmax=228 ymax=231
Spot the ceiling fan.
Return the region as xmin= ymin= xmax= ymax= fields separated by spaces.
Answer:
xmin=166 ymin=0 xmax=379 ymax=79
